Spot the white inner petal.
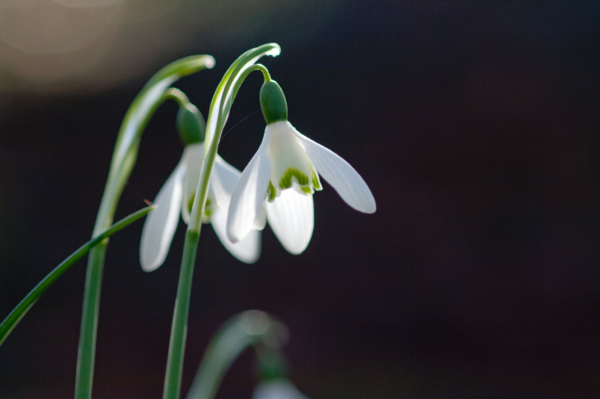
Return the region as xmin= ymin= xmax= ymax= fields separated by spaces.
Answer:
xmin=265 ymin=187 xmax=314 ymax=255
xmin=268 ymin=121 xmax=313 ymax=190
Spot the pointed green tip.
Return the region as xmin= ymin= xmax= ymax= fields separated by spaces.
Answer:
xmin=260 ymin=80 xmax=288 ymax=125
xmin=177 ymin=103 xmax=206 ymax=145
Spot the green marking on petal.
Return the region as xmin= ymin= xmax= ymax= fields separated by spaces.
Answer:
xmin=188 ymin=195 xmax=213 ymax=222
xmin=204 ymin=198 xmax=212 ymax=217
xmin=202 ymin=198 xmax=213 ymax=223
xmin=278 ymin=168 xmax=309 ymax=189
xmin=311 ymin=170 xmax=322 ymax=191
xmin=300 ymin=186 xmax=313 ymax=195
xmin=267 ymin=181 xmax=277 ymax=202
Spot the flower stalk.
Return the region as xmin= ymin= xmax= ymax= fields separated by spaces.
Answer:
xmin=161 ymin=43 xmax=280 ymax=399
xmin=75 ymin=55 xmax=215 ymax=399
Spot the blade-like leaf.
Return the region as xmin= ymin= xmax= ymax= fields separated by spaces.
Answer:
xmin=0 ymin=205 xmax=155 ymax=347
xmin=77 ymin=55 xmax=214 ymax=399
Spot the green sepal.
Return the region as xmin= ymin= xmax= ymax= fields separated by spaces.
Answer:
xmin=260 ymin=80 xmax=288 ymax=124
xmin=177 ymin=103 xmax=205 ymax=145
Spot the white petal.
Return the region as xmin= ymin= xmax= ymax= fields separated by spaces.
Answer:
xmin=210 ymin=155 xmax=242 ymax=208
xmin=265 ymin=187 xmax=314 ymax=255
xmin=253 ymin=207 xmax=267 ymax=230
xmin=290 ymin=124 xmax=376 ymax=213
xmin=253 ymin=380 xmax=308 ymax=399
xmin=181 ymin=143 xmax=204 ymax=224
xmin=268 ymin=121 xmax=313 ymax=190
xmin=139 ymin=161 xmax=185 ymax=272
xmin=211 ymin=206 xmax=261 ymax=263
xmin=227 ymin=127 xmax=273 ymax=243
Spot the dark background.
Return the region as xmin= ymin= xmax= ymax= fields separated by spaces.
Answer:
xmin=2 ymin=1 xmax=600 ymax=398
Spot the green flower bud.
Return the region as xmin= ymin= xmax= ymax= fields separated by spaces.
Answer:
xmin=260 ymin=80 xmax=288 ymax=125
xmin=177 ymin=103 xmax=205 ymax=145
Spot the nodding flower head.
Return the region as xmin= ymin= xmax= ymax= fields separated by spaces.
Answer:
xmin=226 ymin=80 xmax=375 ymax=255
xmin=140 ymin=104 xmax=260 ymax=271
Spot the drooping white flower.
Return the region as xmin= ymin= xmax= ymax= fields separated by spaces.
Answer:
xmin=227 ymin=80 xmax=376 ymax=254
xmin=140 ymin=105 xmax=260 ymax=271
xmin=252 ymin=379 xmax=309 ymax=399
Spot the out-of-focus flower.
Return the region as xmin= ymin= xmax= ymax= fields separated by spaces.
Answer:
xmin=252 ymin=379 xmax=309 ymax=399
xmin=227 ymin=80 xmax=375 ymax=254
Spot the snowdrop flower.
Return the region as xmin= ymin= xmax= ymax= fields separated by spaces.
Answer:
xmin=140 ymin=104 xmax=260 ymax=271
xmin=227 ymin=80 xmax=376 ymax=254
xmin=252 ymin=379 xmax=309 ymax=399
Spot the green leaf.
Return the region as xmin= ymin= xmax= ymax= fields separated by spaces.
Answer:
xmin=0 ymin=205 xmax=155 ymax=347
xmin=75 ymin=55 xmax=214 ymax=399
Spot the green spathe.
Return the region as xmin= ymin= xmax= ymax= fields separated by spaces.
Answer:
xmin=177 ymin=104 xmax=206 ymax=145
xmin=260 ymin=80 xmax=288 ymax=124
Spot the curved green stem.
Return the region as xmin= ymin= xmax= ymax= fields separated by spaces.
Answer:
xmin=163 ymin=88 xmax=191 ymax=109
xmin=186 ymin=311 xmax=288 ymax=399
xmin=161 ymin=43 xmax=280 ymax=399
xmin=75 ymin=55 xmax=214 ymax=399
xmin=249 ymin=64 xmax=271 ymax=82
xmin=0 ymin=205 xmax=155 ymax=347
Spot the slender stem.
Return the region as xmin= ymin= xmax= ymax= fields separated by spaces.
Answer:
xmin=75 ymin=97 xmax=168 ymax=399
xmin=251 ymin=64 xmax=271 ymax=82
xmin=75 ymin=242 xmax=107 ymax=399
xmin=162 ymin=230 xmax=200 ymax=399
xmin=75 ymin=55 xmax=214 ymax=399
xmin=163 ymin=88 xmax=191 ymax=108
xmin=161 ymin=44 xmax=280 ymax=399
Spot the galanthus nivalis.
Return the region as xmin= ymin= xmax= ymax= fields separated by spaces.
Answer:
xmin=227 ymin=80 xmax=375 ymax=254
xmin=140 ymin=104 xmax=260 ymax=271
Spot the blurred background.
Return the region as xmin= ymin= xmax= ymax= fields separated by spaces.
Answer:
xmin=1 ymin=1 xmax=600 ymax=398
